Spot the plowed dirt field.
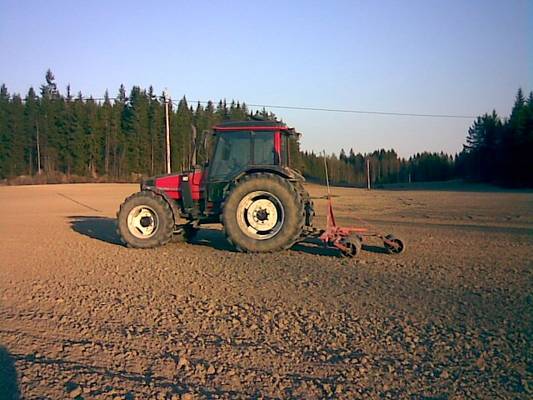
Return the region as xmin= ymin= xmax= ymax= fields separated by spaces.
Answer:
xmin=1 ymin=183 xmax=531 ymax=399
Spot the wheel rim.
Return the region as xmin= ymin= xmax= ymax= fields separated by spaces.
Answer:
xmin=127 ymin=205 xmax=159 ymax=239
xmin=236 ymin=191 xmax=285 ymax=240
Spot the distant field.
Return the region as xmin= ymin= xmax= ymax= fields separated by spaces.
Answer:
xmin=373 ymin=179 xmax=533 ymax=192
xmin=0 ymin=183 xmax=531 ymax=399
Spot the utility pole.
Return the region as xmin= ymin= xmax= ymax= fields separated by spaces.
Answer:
xmin=163 ymin=90 xmax=171 ymax=174
xmin=322 ymin=151 xmax=331 ymax=198
xmin=366 ymin=158 xmax=371 ymax=190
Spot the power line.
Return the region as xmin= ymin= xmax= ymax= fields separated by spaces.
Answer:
xmin=19 ymin=95 xmax=477 ymax=119
xmin=174 ymin=99 xmax=476 ymax=119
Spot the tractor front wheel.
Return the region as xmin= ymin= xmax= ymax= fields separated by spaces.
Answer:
xmin=117 ymin=190 xmax=174 ymax=248
xmin=222 ymin=173 xmax=305 ymax=252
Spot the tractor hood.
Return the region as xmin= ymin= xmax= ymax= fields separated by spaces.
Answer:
xmin=141 ymin=170 xmax=204 ymax=201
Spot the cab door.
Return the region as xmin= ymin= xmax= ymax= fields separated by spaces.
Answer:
xmin=206 ymin=131 xmax=252 ymax=204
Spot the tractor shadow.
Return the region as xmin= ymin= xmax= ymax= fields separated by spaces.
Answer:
xmin=68 ymin=217 xmax=388 ymax=256
xmin=68 ymin=216 xmax=123 ymax=246
xmin=192 ymin=229 xmax=389 ymax=256
xmin=291 ymin=238 xmax=389 ymax=256
xmin=361 ymin=244 xmax=389 ymax=254
xmin=0 ymin=345 xmax=21 ymax=399
xmin=191 ymin=228 xmax=235 ymax=252
xmin=291 ymin=240 xmax=341 ymax=257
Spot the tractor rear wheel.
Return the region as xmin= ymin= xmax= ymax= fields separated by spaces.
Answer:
xmin=117 ymin=190 xmax=174 ymax=248
xmin=222 ymin=173 xmax=305 ymax=252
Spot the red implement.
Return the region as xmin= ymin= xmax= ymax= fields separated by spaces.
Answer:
xmin=316 ymin=154 xmax=405 ymax=257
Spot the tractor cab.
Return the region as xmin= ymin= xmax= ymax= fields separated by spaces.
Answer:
xmin=209 ymin=121 xmax=295 ymax=179
xmin=203 ymin=121 xmax=302 ymax=216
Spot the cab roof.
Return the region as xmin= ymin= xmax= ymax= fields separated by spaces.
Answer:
xmin=213 ymin=120 xmax=295 ymax=134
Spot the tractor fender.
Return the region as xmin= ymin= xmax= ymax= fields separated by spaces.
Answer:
xmin=143 ymin=188 xmax=181 ymax=226
xmin=223 ymin=168 xmax=295 ymax=203
xmin=233 ymin=166 xmax=304 ymax=183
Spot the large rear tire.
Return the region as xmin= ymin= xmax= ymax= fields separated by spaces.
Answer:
xmin=222 ymin=173 xmax=305 ymax=252
xmin=117 ymin=190 xmax=174 ymax=248
xmin=293 ymin=181 xmax=314 ymax=236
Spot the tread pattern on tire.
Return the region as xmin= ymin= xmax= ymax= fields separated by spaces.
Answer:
xmin=221 ymin=173 xmax=306 ymax=253
xmin=116 ymin=190 xmax=175 ymax=248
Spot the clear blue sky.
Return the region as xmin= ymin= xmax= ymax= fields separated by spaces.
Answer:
xmin=0 ymin=0 xmax=530 ymax=157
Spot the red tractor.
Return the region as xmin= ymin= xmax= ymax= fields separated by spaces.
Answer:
xmin=117 ymin=121 xmax=314 ymax=253
xmin=117 ymin=120 xmax=404 ymax=256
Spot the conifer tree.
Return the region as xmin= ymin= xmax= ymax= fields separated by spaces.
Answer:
xmin=23 ymin=87 xmax=39 ymax=175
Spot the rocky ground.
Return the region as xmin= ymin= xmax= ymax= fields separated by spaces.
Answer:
xmin=0 ymin=183 xmax=531 ymax=399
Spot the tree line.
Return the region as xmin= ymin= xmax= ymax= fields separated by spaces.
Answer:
xmin=0 ymin=70 xmax=273 ymax=182
xmin=293 ymin=89 xmax=532 ymax=188
xmin=455 ymin=88 xmax=533 ymax=187
xmin=297 ymin=149 xmax=455 ymax=187
xmin=0 ymin=71 xmax=531 ymax=187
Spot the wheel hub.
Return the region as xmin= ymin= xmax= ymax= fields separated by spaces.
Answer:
xmin=236 ymin=191 xmax=284 ymax=240
xmin=127 ymin=206 xmax=159 ymax=239
xmin=255 ymin=208 xmax=269 ymax=222
xmin=247 ymin=199 xmax=278 ymax=231
xmin=140 ymin=216 xmax=152 ymax=227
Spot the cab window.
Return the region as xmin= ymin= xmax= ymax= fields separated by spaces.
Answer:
xmin=209 ymin=132 xmax=251 ymax=179
xmin=253 ymin=131 xmax=275 ymax=165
